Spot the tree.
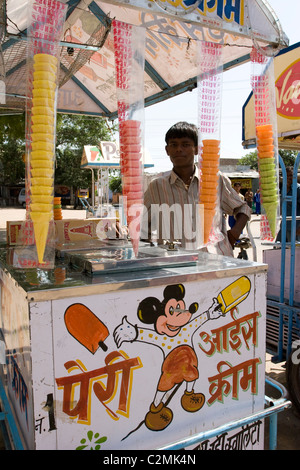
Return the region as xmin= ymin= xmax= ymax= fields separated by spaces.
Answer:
xmin=0 ymin=114 xmax=25 ymax=185
xmin=0 ymin=113 xmax=117 ymax=189
xmin=55 ymin=114 xmax=117 ymax=189
xmin=239 ymin=149 xmax=298 ymax=170
xmin=109 ymin=174 xmax=122 ymax=193
xmin=238 ymin=151 xmax=258 ymax=170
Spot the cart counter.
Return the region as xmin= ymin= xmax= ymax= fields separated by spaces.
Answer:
xmin=0 ymin=245 xmax=267 ymax=450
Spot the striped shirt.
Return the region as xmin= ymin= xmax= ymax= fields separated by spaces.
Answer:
xmin=141 ymin=167 xmax=251 ymax=256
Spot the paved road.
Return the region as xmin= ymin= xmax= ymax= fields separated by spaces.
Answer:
xmin=0 ymin=208 xmax=299 ymax=450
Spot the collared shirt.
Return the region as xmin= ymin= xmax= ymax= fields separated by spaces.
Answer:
xmin=141 ymin=167 xmax=251 ymax=257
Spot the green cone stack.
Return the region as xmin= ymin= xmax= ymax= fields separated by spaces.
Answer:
xmin=256 ymin=124 xmax=278 ymax=237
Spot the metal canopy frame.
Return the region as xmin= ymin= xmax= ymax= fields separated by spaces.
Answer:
xmin=0 ymin=0 xmax=289 ymax=118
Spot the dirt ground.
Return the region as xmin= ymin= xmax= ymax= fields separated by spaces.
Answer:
xmin=0 ymin=208 xmax=299 ymax=450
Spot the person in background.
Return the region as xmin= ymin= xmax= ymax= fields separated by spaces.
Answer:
xmin=276 ymin=166 xmax=300 ymax=242
xmin=244 ymin=188 xmax=254 ymax=211
xmin=254 ymin=189 xmax=261 ymax=215
xmin=142 ymin=122 xmax=251 ymax=256
xmin=228 ymin=182 xmax=244 ymax=229
xmin=233 ymin=182 xmax=244 ymax=200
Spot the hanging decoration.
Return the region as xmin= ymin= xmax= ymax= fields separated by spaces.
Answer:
xmin=250 ymin=48 xmax=279 ymax=240
xmin=113 ymin=20 xmax=145 ymax=256
xmin=197 ymin=40 xmax=223 ymax=246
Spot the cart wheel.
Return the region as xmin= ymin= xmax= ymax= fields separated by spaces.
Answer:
xmin=286 ymin=343 xmax=300 ymax=414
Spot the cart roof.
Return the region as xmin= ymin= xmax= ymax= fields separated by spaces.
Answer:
xmin=1 ymin=0 xmax=289 ymax=118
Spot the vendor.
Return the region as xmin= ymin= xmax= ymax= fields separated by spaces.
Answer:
xmin=141 ymin=122 xmax=251 ymax=256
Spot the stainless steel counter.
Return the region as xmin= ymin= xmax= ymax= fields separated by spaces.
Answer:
xmin=0 ymin=243 xmax=267 ymax=302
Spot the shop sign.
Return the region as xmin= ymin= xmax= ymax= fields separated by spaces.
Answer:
xmin=276 ymin=58 xmax=300 ymax=119
xmin=153 ymin=0 xmax=244 ymax=25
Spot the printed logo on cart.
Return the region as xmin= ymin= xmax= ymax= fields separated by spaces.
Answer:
xmin=276 ymin=59 xmax=300 ymax=119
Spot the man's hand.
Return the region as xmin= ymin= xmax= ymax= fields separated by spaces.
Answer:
xmin=227 ymin=213 xmax=249 ymax=248
xmin=227 ymin=229 xmax=238 ymax=248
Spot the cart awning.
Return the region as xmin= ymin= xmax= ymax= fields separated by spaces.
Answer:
xmin=1 ymin=0 xmax=289 ymax=118
xmin=242 ymin=42 xmax=300 ymax=151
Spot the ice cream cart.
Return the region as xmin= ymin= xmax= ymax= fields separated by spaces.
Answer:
xmin=0 ymin=0 xmax=293 ymax=450
xmin=0 ymin=244 xmax=276 ymax=450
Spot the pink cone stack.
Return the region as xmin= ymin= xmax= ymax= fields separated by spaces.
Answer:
xmin=199 ymin=139 xmax=220 ymax=244
xmin=119 ymin=120 xmax=143 ymax=256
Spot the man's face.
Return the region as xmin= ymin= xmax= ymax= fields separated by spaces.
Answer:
xmin=165 ymin=137 xmax=197 ymax=169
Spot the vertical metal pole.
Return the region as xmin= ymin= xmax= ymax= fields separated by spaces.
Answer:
xmin=268 ymin=413 xmax=278 ymax=450
xmin=278 ymin=156 xmax=287 ymax=361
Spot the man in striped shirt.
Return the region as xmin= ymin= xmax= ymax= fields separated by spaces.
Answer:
xmin=141 ymin=122 xmax=251 ymax=256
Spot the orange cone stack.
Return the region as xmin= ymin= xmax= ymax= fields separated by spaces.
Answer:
xmin=256 ymin=124 xmax=278 ymax=237
xmin=200 ymin=139 xmax=220 ymax=243
xmin=53 ymin=197 xmax=62 ymax=220
xmin=119 ymin=120 xmax=143 ymax=256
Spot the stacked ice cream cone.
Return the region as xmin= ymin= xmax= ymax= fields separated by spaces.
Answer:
xmin=53 ymin=197 xmax=62 ymax=220
xmin=199 ymin=139 xmax=220 ymax=244
xmin=30 ymin=53 xmax=57 ymax=263
xmin=119 ymin=120 xmax=143 ymax=256
xmin=256 ymin=124 xmax=278 ymax=237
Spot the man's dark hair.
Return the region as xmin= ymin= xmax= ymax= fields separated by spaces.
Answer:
xmin=165 ymin=121 xmax=198 ymax=147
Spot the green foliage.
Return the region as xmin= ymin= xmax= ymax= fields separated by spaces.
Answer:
xmin=0 ymin=112 xmax=117 ymax=189
xmin=239 ymin=149 xmax=298 ymax=170
xmin=0 ymin=114 xmax=25 ymax=184
xmin=238 ymin=151 xmax=259 ymax=170
xmin=109 ymin=174 xmax=122 ymax=193
xmin=278 ymin=149 xmax=298 ymax=168
xmin=55 ymin=114 xmax=117 ymax=189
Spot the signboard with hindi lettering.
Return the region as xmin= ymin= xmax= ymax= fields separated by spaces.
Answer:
xmin=29 ymin=271 xmax=266 ymax=450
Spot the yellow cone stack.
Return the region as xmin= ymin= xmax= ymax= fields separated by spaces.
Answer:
xmin=256 ymin=124 xmax=278 ymax=237
xmin=30 ymin=53 xmax=57 ymax=263
xmin=200 ymin=139 xmax=220 ymax=243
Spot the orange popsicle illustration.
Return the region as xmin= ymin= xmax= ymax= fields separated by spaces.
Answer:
xmin=64 ymin=303 xmax=109 ymax=353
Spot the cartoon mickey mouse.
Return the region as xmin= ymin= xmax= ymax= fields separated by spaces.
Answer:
xmin=113 ymin=284 xmax=223 ymax=431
